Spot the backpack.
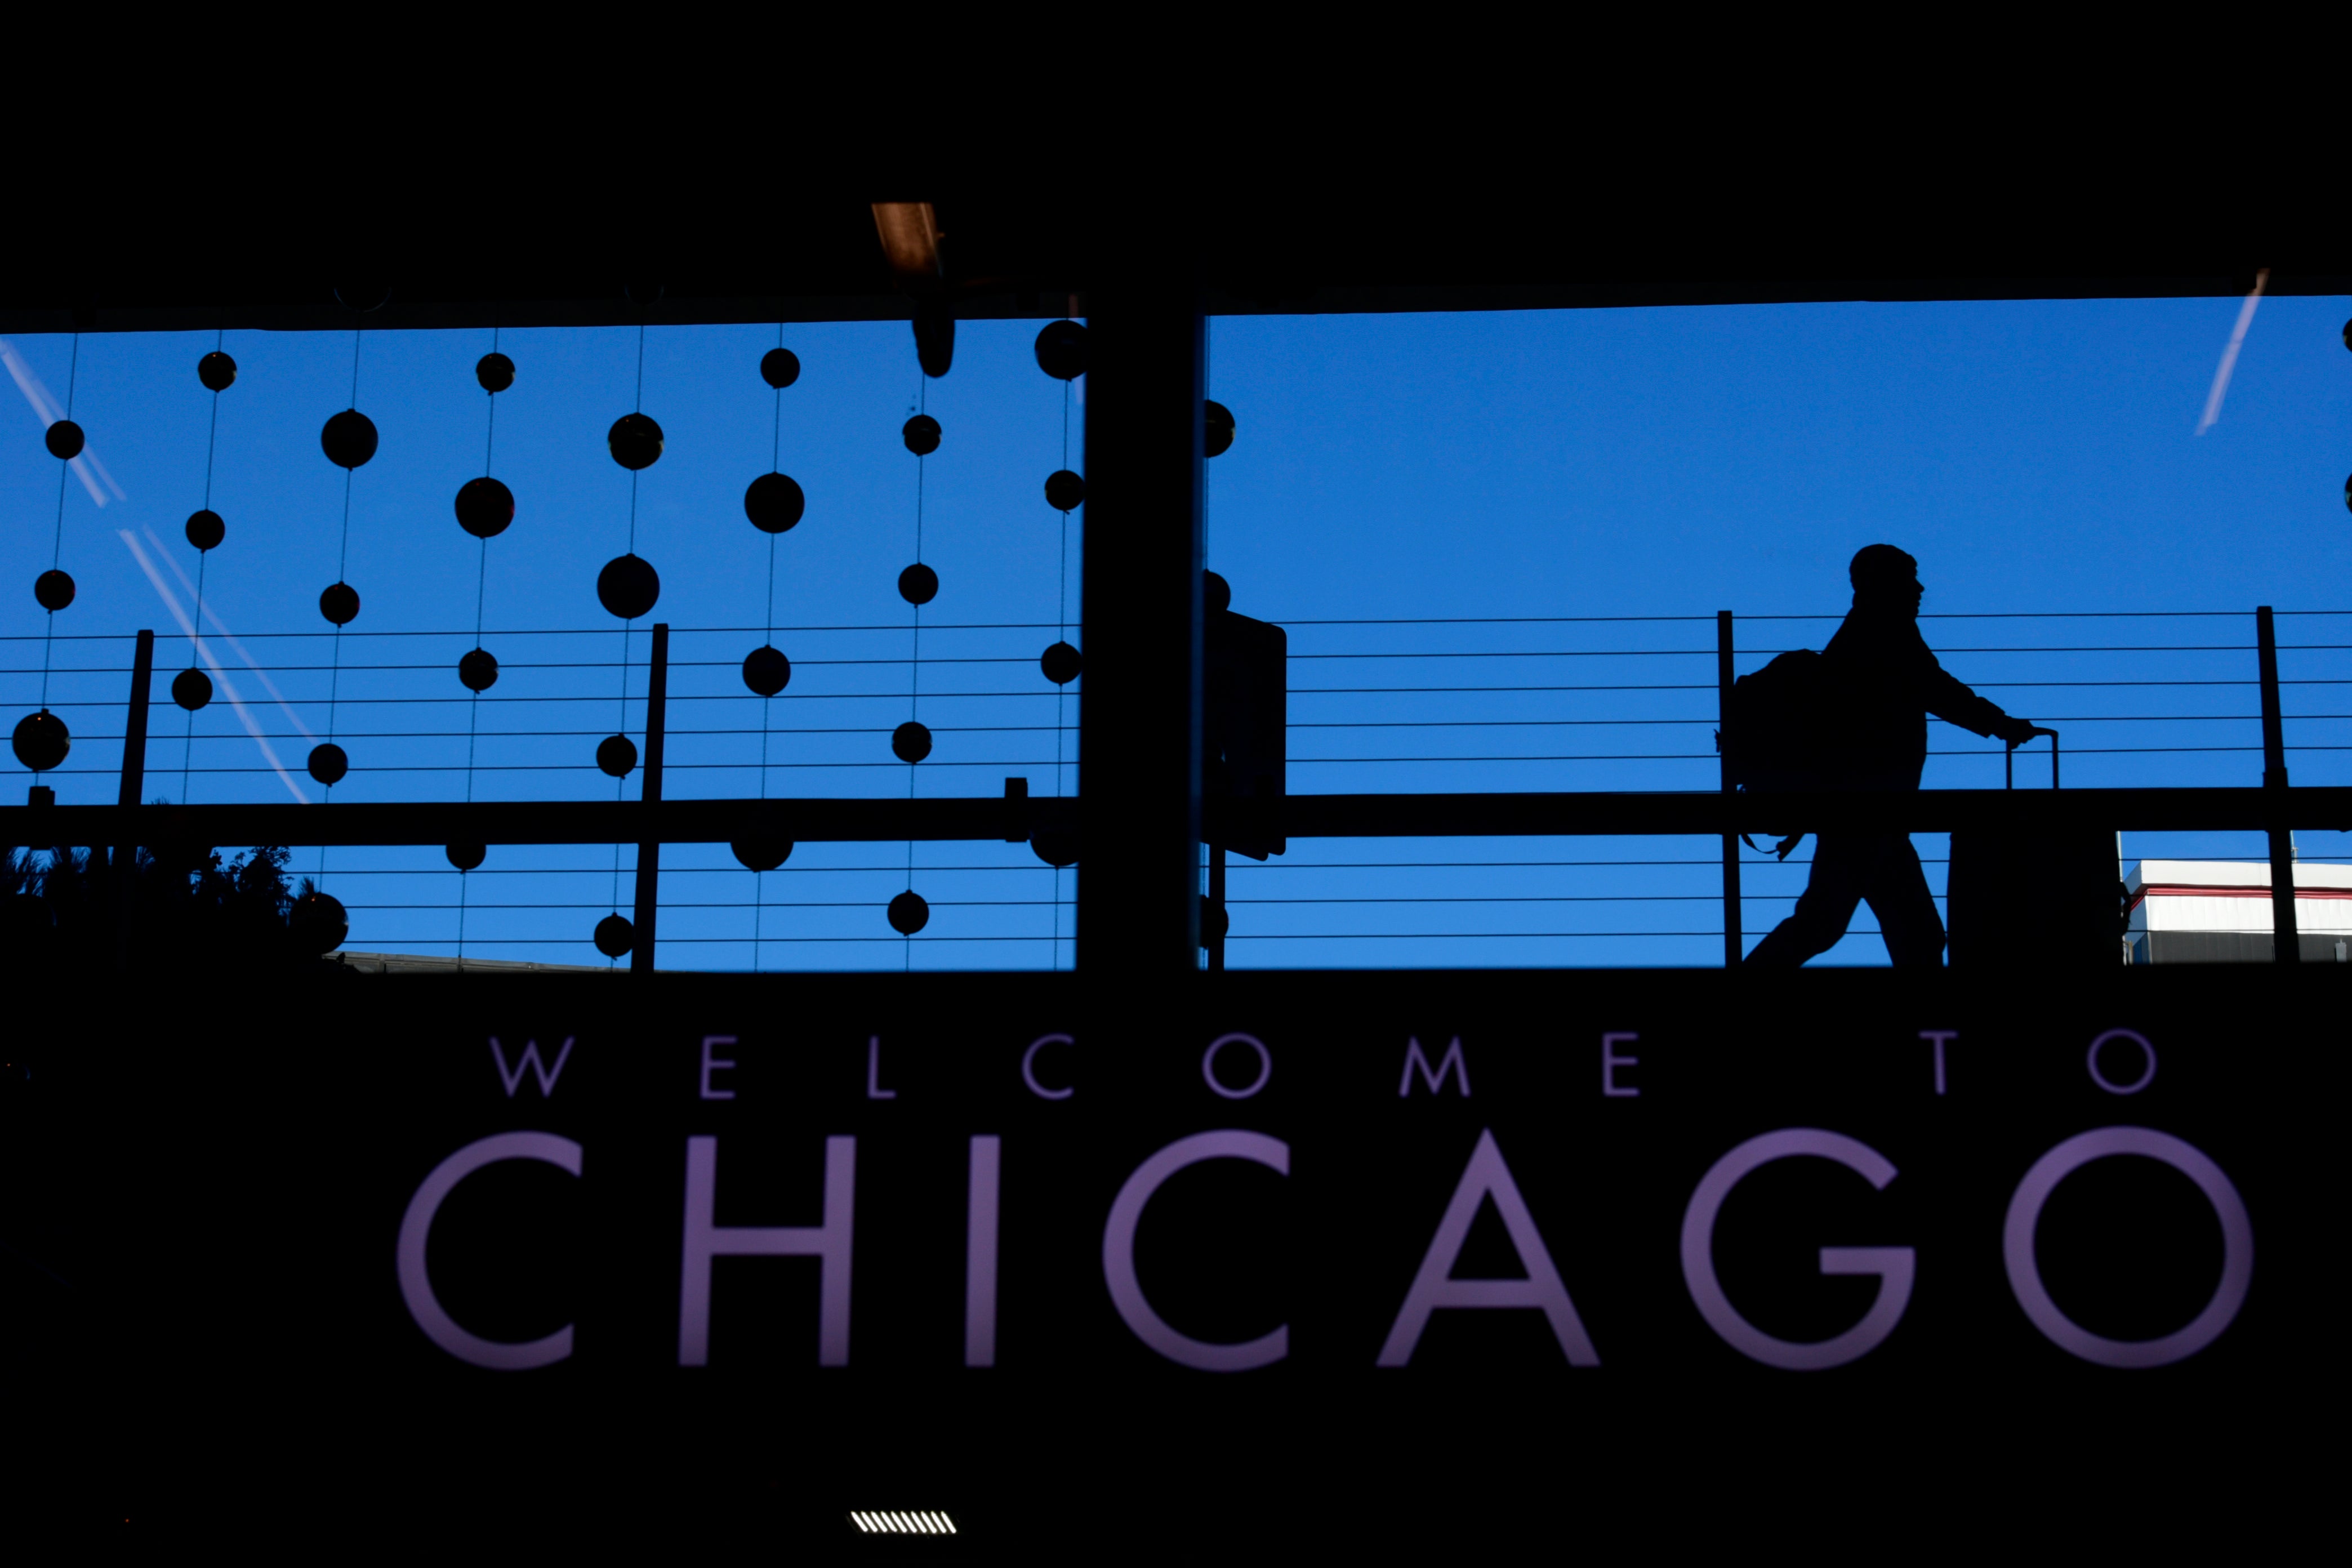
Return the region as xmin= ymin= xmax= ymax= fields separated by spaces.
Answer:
xmin=1717 ymin=648 xmax=1832 ymax=854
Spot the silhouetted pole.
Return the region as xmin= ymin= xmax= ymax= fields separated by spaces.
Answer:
xmin=1717 ymin=611 xmax=1741 ymax=967
xmin=114 ymin=629 xmax=154 ymax=977
xmin=631 ymin=622 xmax=669 ymax=974
xmin=1207 ymin=845 xmax=1226 ymax=973
xmin=2256 ymin=606 xmax=2298 ymax=964
xmin=1077 ymin=275 xmax=1205 ymax=978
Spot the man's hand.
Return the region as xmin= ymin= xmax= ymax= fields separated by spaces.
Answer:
xmin=1998 ymin=717 xmax=2043 ymax=749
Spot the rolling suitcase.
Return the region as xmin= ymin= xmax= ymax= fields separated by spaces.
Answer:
xmin=1945 ymin=730 xmax=2127 ymax=969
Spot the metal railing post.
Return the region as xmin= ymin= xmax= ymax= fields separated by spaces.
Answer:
xmin=631 ymin=622 xmax=669 ymax=974
xmin=114 ymin=629 xmax=154 ymax=976
xmin=1207 ymin=843 xmax=1226 ymax=973
xmin=2255 ymin=606 xmax=2298 ymax=964
xmin=117 ymin=630 xmax=154 ymax=810
xmin=1717 ymin=611 xmax=1741 ymax=967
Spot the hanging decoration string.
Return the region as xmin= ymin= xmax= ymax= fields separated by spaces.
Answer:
xmin=39 ymin=333 xmax=79 ymax=711
xmin=1056 ymin=371 xmax=1071 ymax=964
xmin=886 ymin=357 xmax=941 ymax=958
xmin=1033 ymin=307 xmax=1089 ymax=970
xmin=753 ymin=524 xmax=775 ymax=967
xmin=737 ymin=321 xmax=803 ymax=969
xmin=907 ymin=376 xmax=924 ymax=969
xmin=591 ymin=309 xmax=665 ymax=964
xmin=754 ymin=322 xmax=782 ymax=967
xmin=308 ymin=323 xmax=378 ymax=900
xmin=326 ymin=331 xmax=359 ymax=813
xmin=470 ymin=337 xmax=495 ymax=800
xmin=181 ymin=327 xmax=233 ymax=801
xmin=912 ymin=374 xmax=925 ymax=781
xmin=291 ymin=305 xmax=379 ymax=957
xmin=613 ymin=324 xmax=647 ymax=925
xmin=15 ymin=333 xmax=86 ymax=787
xmin=912 ymin=373 xmax=930 ymax=972
xmin=449 ymin=322 xmax=516 ymax=960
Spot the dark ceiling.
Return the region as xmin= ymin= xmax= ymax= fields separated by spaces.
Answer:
xmin=2 ymin=191 xmax=2339 ymax=336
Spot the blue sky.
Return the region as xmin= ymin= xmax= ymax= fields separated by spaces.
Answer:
xmin=3 ymin=293 xmax=2346 ymax=967
xmin=1209 ymin=296 xmax=2349 ymax=619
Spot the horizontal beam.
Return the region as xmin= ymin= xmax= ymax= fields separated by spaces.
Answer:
xmin=1273 ymin=787 xmax=2352 ymax=838
xmin=4 ymin=786 xmax=2348 ymax=850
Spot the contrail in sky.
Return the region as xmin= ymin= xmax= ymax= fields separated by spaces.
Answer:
xmin=2196 ymin=268 xmax=2269 ymax=435
xmin=0 ymin=337 xmax=126 ymax=505
xmin=143 ymin=528 xmax=318 ymax=743
xmin=119 ymin=529 xmax=310 ymax=804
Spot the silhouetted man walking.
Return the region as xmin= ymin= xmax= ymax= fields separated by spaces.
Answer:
xmin=1745 ymin=545 xmax=2039 ymax=968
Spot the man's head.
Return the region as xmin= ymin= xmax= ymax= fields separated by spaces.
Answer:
xmin=1850 ymin=544 xmax=1923 ymax=613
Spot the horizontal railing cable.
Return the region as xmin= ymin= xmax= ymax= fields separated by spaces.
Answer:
xmin=4 ymin=608 xmax=2347 ymax=645
xmin=10 ymin=604 xmax=2345 ymax=975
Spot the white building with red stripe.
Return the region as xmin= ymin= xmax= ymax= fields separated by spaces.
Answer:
xmin=2124 ymin=859 xmax=2352 ymax=964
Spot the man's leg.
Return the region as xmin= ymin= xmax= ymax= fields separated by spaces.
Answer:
xmin=1743 ymin=832 xmax=1868 ymax=966
xmin=1863 ymin=833 xmax=1946 ymax=968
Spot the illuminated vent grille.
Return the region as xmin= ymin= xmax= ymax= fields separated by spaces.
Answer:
xmin=850 ymin=1511 xmax=959 ymax=1535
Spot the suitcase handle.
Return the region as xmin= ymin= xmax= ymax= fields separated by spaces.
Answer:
xmin=2004 ymin=727 xmax=2060 ymax=790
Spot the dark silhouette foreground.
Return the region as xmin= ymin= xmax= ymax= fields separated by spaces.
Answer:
xmin=1744 ymin=545 xmax=2038 ymax=968
xmin=3 ymin=828 xmax=337 ymax=980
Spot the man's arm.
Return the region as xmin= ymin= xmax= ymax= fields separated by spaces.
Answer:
xmin=1919 ymin=654 xmax=2038 ymax=746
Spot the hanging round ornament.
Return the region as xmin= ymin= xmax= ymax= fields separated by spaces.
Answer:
xmin=291 ymin=890 xmax=348 ymax=953
xmin=455 ymin=476 xmax=515 ymax=539
xmin=308 ymin=742 xmax=349 ymax=786
xmin=185 ymin=509 xmax=225 ymax=551
xmin=1204 ymin=400 xmax=1235 ymax=458
xmin=320 ymin=409 xmax=378 ymax=469
xmin=912 ymin=300 xmax=954 ymax=378
xmin=446 ymin=842 xmax=487 ymax=872
xmin=902 ymin=414 xmax=941 ymax=456
xmin=732 ymin=835 xmax=793 ymax=872
xmin=33 ymin=571 xmax=74 ymax=612
xmin=597 ymin=554 xmax=660 ymax=620
xmin=476 ymin=353 xmax=515 ymax=394
xmin=197 ymin=351 xmax=237 ymax=392
xmin=11 ymin=710 xmax=69 ymax=772
xmin=1044 ymin=470 xmax=1085 ymax=512
xmin=744 ymin=472 xmax=805 ymax=533
xmin=596 ymin=734 xmax=639 ymax=778
xmin=594 ymin=912 xmax=635 ymax=957
xmin=887 ymin=890 xmax=930 ymax=935
xmin=44 ymin=420 xmax=84 ymax=460
xmin=608 ymin=412 xmax=664 ymax=470
xmin=1030 ymin=830 xmax=1079 ymax=869
xmin=761 ymin=348 xmax=801 ymax=389
xmin=1040 ymin=642 xmax=1083 ymax=686
xmin=1034 ymin=319 xmax=1088 ymax=380
xmin=741 ymin=645 xmax=791 ymax=697
xmin=892 ymin=721 xmax=933 ymax=764
xmin=319 ymin=582 xmax=360 ymax=626
xmin=898 ymin=563 xmax=938 ymax=605
xmin=458 ymin=649 xmax=499 ymax=693
xmin=172 ymin=668 xmax=213 ymax=712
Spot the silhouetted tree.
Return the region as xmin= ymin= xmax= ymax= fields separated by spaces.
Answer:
xmin=3 ymin=813 xmax=333 ymax=981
